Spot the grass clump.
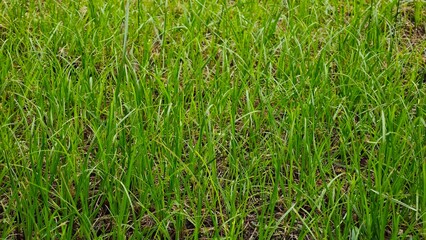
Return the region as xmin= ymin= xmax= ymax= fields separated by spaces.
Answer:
xmin=1 ymin=0 xmax=425 ymax=239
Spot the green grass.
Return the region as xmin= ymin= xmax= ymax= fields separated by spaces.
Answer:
xmin=0 ymin=0 xmax=425 ymax=239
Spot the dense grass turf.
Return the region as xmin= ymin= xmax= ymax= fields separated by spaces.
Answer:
xmin=1 ymin=0 xmax=425 ymax=239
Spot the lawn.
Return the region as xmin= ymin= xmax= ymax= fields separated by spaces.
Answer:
xmin=1 ymin=0 xmax=425 ymax=239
